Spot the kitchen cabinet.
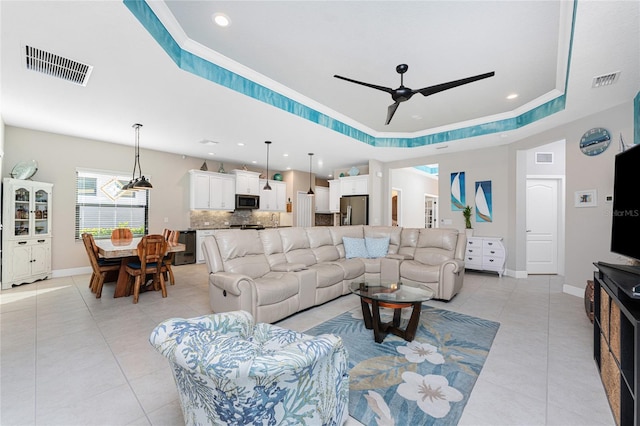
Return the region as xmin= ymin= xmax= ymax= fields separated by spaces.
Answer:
xmin=329 ymin=179 xmax=340 ymax=212
xmin=315 ymin=187 xmax=331 ymax=213
xmin=259 ymin=180 xmax=286 ymax=211
xmin=340 ymin=175 xmax=368 ymax=196
xmin=196 ymin=229 xmax=217 ymax=264
xmin=231 ymin=170 xmax=260 ymax=195
xmin=2 ymin=178 xmax=53 ymax=289
xmin=189 ymin=170 xmax=235 ymax=211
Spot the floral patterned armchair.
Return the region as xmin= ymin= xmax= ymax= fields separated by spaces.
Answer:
xmin=149 ymin=310 xmax=349 ymax=425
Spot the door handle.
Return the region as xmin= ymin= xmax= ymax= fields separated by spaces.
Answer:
xmin=526 ymin=230 xmax=532 ymax=232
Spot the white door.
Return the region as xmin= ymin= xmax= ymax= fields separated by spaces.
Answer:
xmin=526 ymin=179 xmax=559 ymax=274
xmin=296 ymin=191 xmax=312 ymax=227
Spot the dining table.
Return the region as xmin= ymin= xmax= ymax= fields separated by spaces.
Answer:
xmin=94 ymin=237 xmax=186 ymax=298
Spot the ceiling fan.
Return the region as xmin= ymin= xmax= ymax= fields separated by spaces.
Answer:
xmin=334 ymin=64 xmax=495 ymax=125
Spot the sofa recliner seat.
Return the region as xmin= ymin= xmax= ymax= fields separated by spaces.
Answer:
xmin=203 ymin=225 xmax=466 ymax=323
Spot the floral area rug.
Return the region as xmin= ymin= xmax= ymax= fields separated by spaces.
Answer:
xmin=305 ymin=306 xmax=500 ymax=426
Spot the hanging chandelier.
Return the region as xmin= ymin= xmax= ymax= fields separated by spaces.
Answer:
xmin=307 ymin=152 xmax=314 ymax=196
xmin=263 ymin=141 xmax=272 ymax=191
xmin=123 ymin=123 xmax=152 ymax=190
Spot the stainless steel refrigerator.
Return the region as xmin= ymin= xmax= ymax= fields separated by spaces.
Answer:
xmin=340 ymin=195 xmax=369 ymax=225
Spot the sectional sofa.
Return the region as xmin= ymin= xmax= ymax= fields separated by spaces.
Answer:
xmin=202 ymin=225 xmax=466 ymax=323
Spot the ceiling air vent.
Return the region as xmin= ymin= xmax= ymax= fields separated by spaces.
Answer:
xmin=535 ymin=152 xmax=553 ymax=164
xmin=592 ymin=71 xmax=620 ymax=88
xmin=24 ymin=45 xmax=93 ymax=86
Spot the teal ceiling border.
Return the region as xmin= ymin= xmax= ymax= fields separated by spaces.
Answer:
xmin=124 ymin=0 xmax=576 ymax=149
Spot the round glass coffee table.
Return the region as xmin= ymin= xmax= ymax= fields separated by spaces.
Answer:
xmin=350 ymin=281 xmax=434 ymax=343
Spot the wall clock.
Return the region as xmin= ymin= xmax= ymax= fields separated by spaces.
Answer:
xmin=579 ymin=127 xmax=611 ymax=156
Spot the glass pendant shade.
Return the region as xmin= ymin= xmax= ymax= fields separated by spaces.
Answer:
xmin=263 ymin=141 xmax=272 ymax=191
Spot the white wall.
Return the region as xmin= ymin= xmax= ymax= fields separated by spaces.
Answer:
xmin=381 ymin=101 xmax=634 ymax=289
xmin=3 ymin=126 xmax=203 ymax=272
xmin=390 ymin=168 xmax=438 ymax=228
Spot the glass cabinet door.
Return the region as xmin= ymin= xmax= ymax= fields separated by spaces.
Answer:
xmin=14 ymin=186 xmax=30 ymax=237
xmin=34 ymin=189 xmax=50 ymax=235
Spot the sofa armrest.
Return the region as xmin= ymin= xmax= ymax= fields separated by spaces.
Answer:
xmin=439 ymin=258 xmax=465 ymax=275
xmin=211 ymin=272 xmax=255 ymax=296
xmin=271 ymin=263 xmax=308 ymax=272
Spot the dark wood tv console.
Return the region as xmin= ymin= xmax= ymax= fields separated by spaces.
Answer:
xmin=594 ymin=263 xmax=640 ymax=426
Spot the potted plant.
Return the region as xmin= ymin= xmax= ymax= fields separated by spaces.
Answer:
xmin=462 ymin=205 xmax=473 ymax=237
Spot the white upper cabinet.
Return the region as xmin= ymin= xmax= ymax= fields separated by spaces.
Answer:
xmin=232 ymin=170 xmax=260 ymax=195
xmin=328 ymin=179 xmax=340 ymax=212
xmin=189 ymin=170 xmax=235 ymax=211
xmin=315 ymin=187 xmax=331 ymax=213
xmin=259 ymin=180 xmax=286 ymax=211
xmin=340 ymin=175 xmax=368 ymax=196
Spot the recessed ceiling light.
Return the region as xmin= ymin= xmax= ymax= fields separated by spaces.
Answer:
xmin=251 ymin=160 xmax=257 ymax=164
xmin=328 ymin=174 xmax=333 ymax=178
xmin=286 ymin=167 xmax=291 ymax=170
xmin=208 ymin=152 xmax=215 ymax=156
xmin=237 ymin=142 xmax=245 ymax=146
xmin=506 ymin=93 xmax=518 ymax=100
xmin=212 ymin=13 xmax=230 ymax=27
xmin=283 ymin=153 xmax=289 ymax=157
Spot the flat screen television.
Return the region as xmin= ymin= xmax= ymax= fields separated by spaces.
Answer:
xmin=611 ymin=143 xmax=640 ymax=264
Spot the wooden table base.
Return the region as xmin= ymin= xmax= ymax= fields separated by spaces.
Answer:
xmin=360 ymin=298 xmax=423 ymax=343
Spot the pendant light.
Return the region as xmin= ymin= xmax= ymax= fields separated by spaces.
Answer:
xmin=263 ymin=141 xmax=272 ymax=191
xmin=123 ymin=123 xmax=152 ymax=190
xmin=307 ymin=152 xmax=315 ymax=196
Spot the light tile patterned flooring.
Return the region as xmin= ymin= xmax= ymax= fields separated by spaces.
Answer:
xmin=1 ymin=264 xmax=614 ymax=425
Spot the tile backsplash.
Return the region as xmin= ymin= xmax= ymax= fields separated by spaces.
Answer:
xmin=190 ymin=210 xmax=282 ymax=229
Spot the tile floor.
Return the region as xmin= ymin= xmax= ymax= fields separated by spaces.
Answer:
xmin=0 ymin=264 xmax=614 ymax=425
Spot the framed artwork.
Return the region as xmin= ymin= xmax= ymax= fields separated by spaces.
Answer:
xmin=575 ymin=189 xmax=597 ymax=207
xmin=475 ymin=180 xmax=493 ymax=223
xmin=450 ymin=172 xmax=466 ymax=211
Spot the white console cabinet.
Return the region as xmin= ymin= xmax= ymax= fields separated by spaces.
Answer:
xmin=2 ymin=178 xmax=53 ymax=289
xmin=465 ymin=236 xmax=505 ymax=276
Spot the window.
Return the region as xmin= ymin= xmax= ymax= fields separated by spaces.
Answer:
xmin=75 ymin=169 xmax=149 ymax=239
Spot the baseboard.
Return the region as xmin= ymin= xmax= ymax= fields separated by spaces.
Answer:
xmin=52 ymin=266 xmax=92 ymax=278
xmin=505 ymin=269 xmax=528 ymax=279
xmin=563 ymin=284 xmax=584 ymax=298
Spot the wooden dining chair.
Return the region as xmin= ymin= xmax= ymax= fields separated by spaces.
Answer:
xmin=162 ymin=229 xmax=179 ymax=285
xmin=111 ymin=228 xmax=133 ymax=242
xmin=125 ymin=234 xmax=168 ymax=304
xmin=81 ymin=233 xmax=121 ymax=298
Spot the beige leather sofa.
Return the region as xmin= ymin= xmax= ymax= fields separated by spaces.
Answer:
xmin=202 ymin=225 xmax=466 ymax=323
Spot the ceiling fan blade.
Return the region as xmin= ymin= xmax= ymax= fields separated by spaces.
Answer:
xmin=385 ymin=102 xmax=401 ymax=125
xmin=334 ymin=75 xmax=394 ymax=95
xmin=417 ymin=71 xmax=495 ymax=97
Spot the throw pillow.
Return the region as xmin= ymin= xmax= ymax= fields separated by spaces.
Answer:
xmin=343 ymin=237 xmax=368 ymax=259
xmin=366 ymin=236 xmax=390 ymax=258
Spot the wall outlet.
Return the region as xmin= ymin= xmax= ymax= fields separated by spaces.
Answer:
xmin=204 ymin=222 xmax=210 ymax=225
xmin=257 ymin=221 xmax=261 ymax=225
xmin=163 ymin=217 xmax=169 ymax=223
xmin=224 ymin=221 xmax=229 ymax=225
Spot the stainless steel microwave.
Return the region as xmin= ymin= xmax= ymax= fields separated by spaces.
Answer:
xmin=235 ymin=194 xmax=260 ymax=210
